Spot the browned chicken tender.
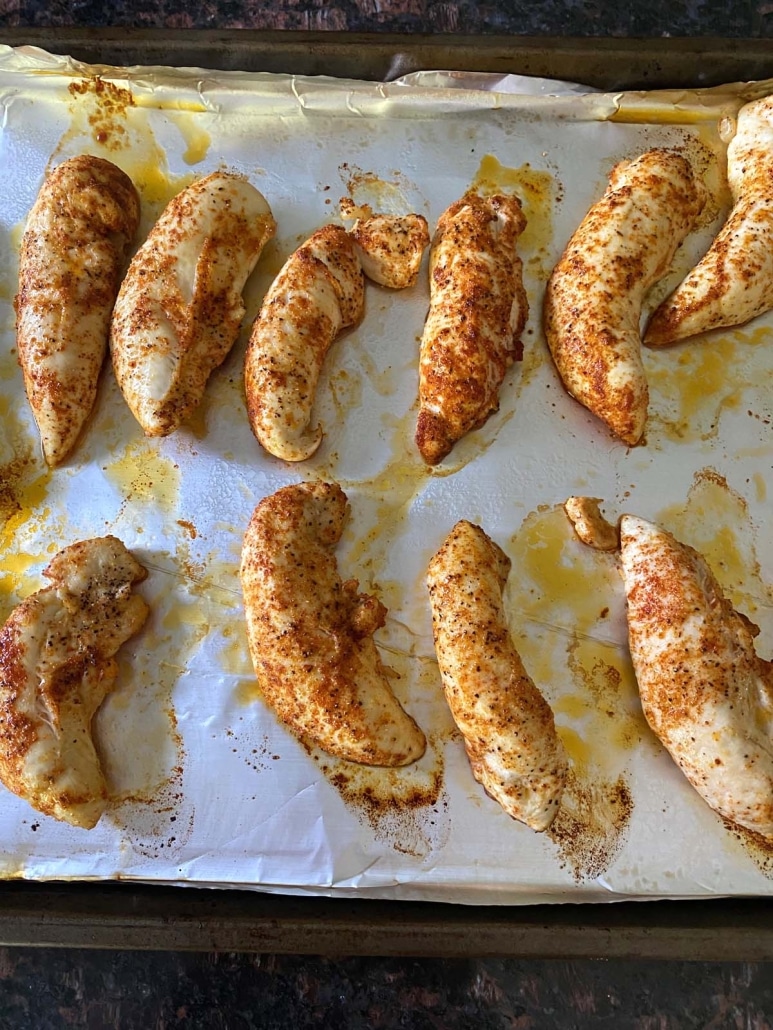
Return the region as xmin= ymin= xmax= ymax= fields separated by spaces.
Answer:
xmin=0 ymin=537 xmax=148 ymax=828
xmin=620 ymin=515 xmax=773 ymax=840
xmin=416 ymin=192 xmax=528 ymax=465
xmin=240 ymin=482 xmax=426 ymax=766
xmin=349 ymin=213 xmax=429 ymax=288
xmin=16 ymin=155 xmax=140 ymax=466
xmin=427 ymin=520 xmax=567 ymax=830
xmin=544 ymin=149 xmax=706 ymax=445
xmin=646 ymin=97 xmax=773 ymax=345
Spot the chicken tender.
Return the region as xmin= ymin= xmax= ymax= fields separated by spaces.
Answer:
xmin=544 ymin=149 xmax=706 ymax=445
xmin=646 ymin=97 xmax=773 ymax=345
xmin=244 ymin=225 xmax=364 ymax=462
xmin=620 ymin=515 xmax=773 ymax=840
xmin=349 ymin=213 xmax=429 ymax=288
xmin=427 ymin=520 xmax=567 ymax=830
xmin=0 ymin=537 xmax=148 ymax=828
xmin=111 ymin=170 xmax=275 ymax=436
xmin=16 ymin=155 xmax=140 ymax=466
xmin=416 ymin=192 xmax=528 ymax=465
xmin=240 ymin=482 xmax=426 ymax=766
xmin=245 ymin=216 xmax=429 ymax=462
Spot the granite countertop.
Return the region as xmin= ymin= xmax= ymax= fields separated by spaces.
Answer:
xmin=0 ymin=0 xmax=769 ymax=37
xmin=0 ymin=3 xmax=773 ymax=1027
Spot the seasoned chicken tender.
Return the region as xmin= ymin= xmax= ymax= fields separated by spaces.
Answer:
xmin=544 ymin=149 xmax=706 ymax=445
xmin=244 ymin=225 xmax=365 ymax=462
xmin=16 ymin=155 xmax=140 ymax=466
xmin=0 ymin=537 xmax=148 ymax=828
xmin=245 ymin=216 xmax=429 ymax=462
xmin=427 ymin=520 xmax=567 ymax=830
xmin=564 ymin=496 xmax=619 ymax=551
xmin=646 ymin=97 xmax=773 ymax=345
xmin=416 ymin=192 xmax=528 ymax=465
xmin=240 ymin=482 xmax=426 ymax=766
xmin=349 ymin=213 xmax=429 ymax=288
xmin=620 ymin=515 xmax=773 ymax=840
xmin=111 ymin=171 xmax=275 ymax=436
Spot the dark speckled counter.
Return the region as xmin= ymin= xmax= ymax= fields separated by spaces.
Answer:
xmin=0 ymin=0 xmax=768 ymax=37
xmin=1 ymin=2 xmax=773 ymax=1027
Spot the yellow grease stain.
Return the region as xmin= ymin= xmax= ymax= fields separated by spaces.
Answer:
xmin=608 ymin=102 xmax=728 ymax=125
xmin=645 ymin=325 xmax=770 ymax=444
xmin=0 ymin=467 xmax=55 ymax=603
xmin=103 ymin=439 xmax=180 ymax=512
xmin=166 ymin=112 xmax=212 ymax=166
xmin=53 ymin=74 xmax=197 ymax=232
xmin=753 ymin=473 xmax=767 ymax=503
xmin=656 ymin=468 xmax=769 ymax=618
xmin=506 ymin=505 xmax=647 ymax=775
xmin=339 ymin=163 xmax=416 ymax=214
xmin=556 ymin=726 xmax=592 ymax=771
xmin=471 ymin=154 xmax=555 ymax=284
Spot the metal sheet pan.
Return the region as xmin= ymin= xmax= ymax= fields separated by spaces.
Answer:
xmin=1 ymin=31 xmax=773 ymax=955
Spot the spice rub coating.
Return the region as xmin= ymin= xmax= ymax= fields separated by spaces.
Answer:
xmin=16 ymin=155 xmax=140 ymax=466
xmin=427 ymin=520 xmax=567 ymax=830
xmin=620 ymin=515 xmax=773 ymax=839
xmin=244 ymin=225 xmax=365 ymax=462
xmin=349 ymin=213 xmax=429 ymax=288
xmin=646 ymin=97 xmax=773 ymax=345
xmin=240 ymin=482 xmax=426 ymax=766
xmin=416 ymin=192 xmax=528 ymax=466
xmin=111 ymin=171 xmax=275 ymax=437
xmin=544 ymin=149 xmax=706 ymax=445
xmin=245 ymin=215 xmax=429 ymax=462
xmin=0 ymin=537 xmax=148 ymax=828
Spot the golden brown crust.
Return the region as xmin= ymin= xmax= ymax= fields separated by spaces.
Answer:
xmin=646 ymin=97 xmax=773 ymax=345
xmin=427 ymin=520 xmax=567 ymax=830
xmin=544 ymin=149 xmax=706 ymax=445
xmin=349 ymin=213 xmax=430 ymax=289
xmin=16 ymin=155 xmax=140 ymax=466
xmin=416 ymin=192 xmax=528 ymax=465
xmin=620 ymin=515 xmax=773 ymax=839
xmin=240 ymin=482 xmax=426 ymax=766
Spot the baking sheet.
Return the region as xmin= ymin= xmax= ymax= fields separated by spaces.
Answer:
xmin=1 ymin=45 xmax=772 ymax=904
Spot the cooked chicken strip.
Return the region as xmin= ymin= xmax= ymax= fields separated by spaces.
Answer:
xmin=111 ymin=171 xmax=275 ymax=437
xmin=349 ymin=213 xmax=429 ymax=288
xmin=646 ymin=97 xmax=773 ymax=345
xmin=16 ymin=155 xmax=140 ymax=466
xmin=244 ymin=226 xmax=364 ymax=462
xmin=416 ymin=192 xmax=528 ymax=466
xmin=245 ymin=216 xmax=429 ymax=462
xmin=564 ymin=496 xmax=619 ymax=551
xmin=544 ymin=150 xmax=706 ymax=445
xmin=240 ymin=482 xmax=426 ymax=766
xmin=427 ymin=520 xmax=567 ymax=830
xmin=620 ymin=515 xmax=773 ymax=840
xmin=0 ymin=537 xmax=148 ymax=828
